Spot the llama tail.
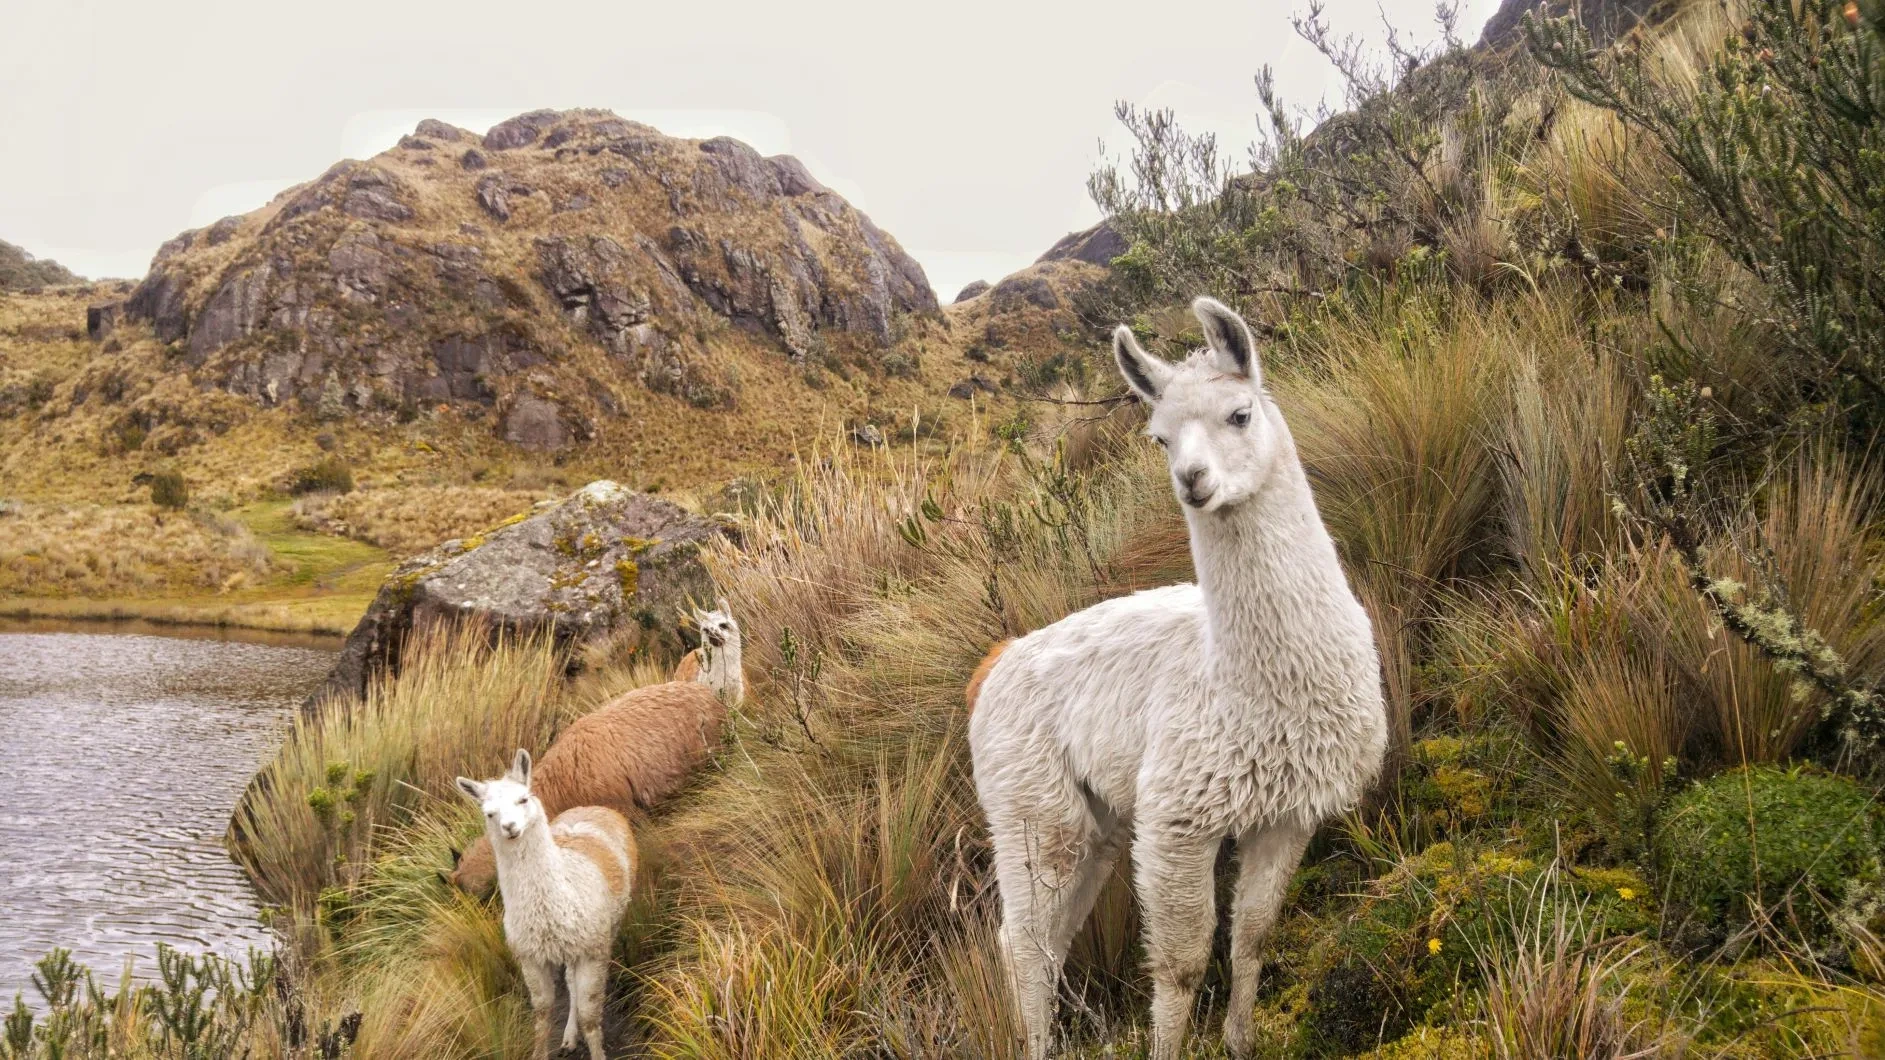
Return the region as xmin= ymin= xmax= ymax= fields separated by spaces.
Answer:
xmin=965 ymin=639 xmax=1013 ymax=716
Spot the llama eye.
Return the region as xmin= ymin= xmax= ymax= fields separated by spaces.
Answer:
xmin=1228 ymin=408 xmax=1252 ymax=428
xmin=516 ymin=797 xmax=528 ymax=806
xmin=1150 ymin=435 xmax=1168 ymax=448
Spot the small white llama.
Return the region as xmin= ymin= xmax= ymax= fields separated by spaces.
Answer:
xmin=968 ymin=297 xmax=1386 ymax=1060
xmin=672 ymin=597 xmax=746 ymax=707
xmin=455 ymin=749 xmax=637 ymax=1060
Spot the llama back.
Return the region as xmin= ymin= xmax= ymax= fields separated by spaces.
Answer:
xmin=672 ymin=650 xmax=701 ymax=683
xmin=550 ymin=805 xmax=637 ymax=900
xmin=970 ymin=584 xmax=1206 ymax=815
xmin=535 ymin=681 xmax=726 ymax=813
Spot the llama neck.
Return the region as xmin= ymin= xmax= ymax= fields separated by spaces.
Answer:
xmin=700 ymin=639 xmax=744 ymax=707
xmin=490 ymin=816 xmax=576 ymax=914
xmin=1185 ymin=446 xmax=1351 ymax=688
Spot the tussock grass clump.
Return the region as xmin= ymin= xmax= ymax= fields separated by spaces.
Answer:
xmin=1476 ymin=874 xmax=1656 ymax=1060
xmin=286 ymin=458 xmax=353 ymax=496
xmin=230 ymin=623 xmax=571 ymax=913
xmin=145 ymin=470 xmax=188 ymax=509
xmin=1281 ymin=286 xmax=1514 ymax=750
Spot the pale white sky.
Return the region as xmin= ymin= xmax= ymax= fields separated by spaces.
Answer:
xmin=1 ymin=0 xmax=1499 ymax=300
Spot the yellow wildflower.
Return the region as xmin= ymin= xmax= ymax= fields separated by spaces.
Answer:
xmin=1427 ymin=938 xmax=1443 ymax=956
xmin=1618 ymin=887 xmax=1637 ymax=901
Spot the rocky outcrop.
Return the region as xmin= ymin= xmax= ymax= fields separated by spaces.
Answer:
xmin=1035 ymin=221 xmax=1127 ymax=268
xmin=990 ymin=272 xmax=1061 ymax=311
xmin=942 ymin=258 xmax=1108 ymax=355
xmin=1477 ymin=0 xmax=1671 ymax=51
xmin=947 ymin=374 xmax=996 ymax=399
xmin=954 ymin=280 xmax=990 ymax=303
xmin=107 ymin=108 xmax=937 ymax=446
xmin=309 ymin=480 xmax=729 ymax=709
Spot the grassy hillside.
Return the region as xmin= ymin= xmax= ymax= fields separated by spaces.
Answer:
xmin=0 ymin=239 xmax=77 ymax=291
xmin=8 ymin=0 xmax=1885 ymax=1057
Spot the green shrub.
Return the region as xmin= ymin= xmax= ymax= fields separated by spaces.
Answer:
xmin=288 ymin=457 xmax=354 ymax=495
xmin=1655 ymin=766 xmax=1881 ymax=940
xmin=148 ymin=470 xmax=189 ymax=509
xmin=1531 ymin=0 xmax=1885 ymax=432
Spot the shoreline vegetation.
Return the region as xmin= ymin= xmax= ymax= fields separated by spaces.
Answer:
xmin=8 ymin=0 xmax=1885 ymax=1056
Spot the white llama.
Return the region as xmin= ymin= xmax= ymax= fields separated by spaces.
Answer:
xmin=673 ymin=597 xmax=745 ymax=707
xmin=968 ymin=297 xmax=1386 ymax=1060
xmin=455 ymin=750 xmax=637 ymax=1060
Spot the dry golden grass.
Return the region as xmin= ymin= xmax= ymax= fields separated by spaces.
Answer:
xmin=1449 ymin=450 xmax=1885 ymax=831
xmin=292 ymin=485 xmax=548 ymax=557
xmin=0 ymin=501 xmax=271 ymax=596
xmin=231 ymin=623 xmax=575 ymax=911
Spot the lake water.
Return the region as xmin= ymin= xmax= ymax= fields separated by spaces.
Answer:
xmin=0 ymin=620 xmax=337 ymax=1003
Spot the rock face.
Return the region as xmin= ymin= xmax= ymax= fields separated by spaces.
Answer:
xmin=1478 ymin=0 xmax=1667 ymax=50
xmin=1035 ymin=221 xmax=1127 ymax=268
xmin=310 ymin=480 xmax=729 ymax=708
xmin=942 ymin=258 xmax=1107 ymax=355
xmin=954 ymin=280 xmax=990 ymax=303
xmin=105 ymin=109 xmax=938 ymax=447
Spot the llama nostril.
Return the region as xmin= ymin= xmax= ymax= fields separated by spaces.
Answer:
xmin=1180 ymin=467 xmax=1206 ymax=487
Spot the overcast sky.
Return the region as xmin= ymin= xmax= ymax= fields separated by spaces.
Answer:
xmin=1 ymin=0 xmax=1500 ymax=301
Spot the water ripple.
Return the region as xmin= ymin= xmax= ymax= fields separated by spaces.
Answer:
xmin=0 ymin=630 xmax=334 ymax=1001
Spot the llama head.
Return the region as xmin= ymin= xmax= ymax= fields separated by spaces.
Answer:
xmin=692 ymin=598 xmax=740 ymax=651
xmin=454 ymin=749 xmax=544 ymax=842
xmin=1114 ymin=297 xmax=1280 ymax=513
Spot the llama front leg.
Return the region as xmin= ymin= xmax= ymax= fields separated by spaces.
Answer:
xmin=1222 ymin=821 xmax=1313 ymax=1058
xmin=518 ymin=958 xmax=558 ymax=1060
xmin=561 ymin=964 xmax=580 ymax=1053
xmin=1134 ymin=829 xmax=1219 ymax=1060
xmin=567 ymin=956 xmax=609 ymax=1060
xmin=991 ymin=815 xmax=1098 ymax=1060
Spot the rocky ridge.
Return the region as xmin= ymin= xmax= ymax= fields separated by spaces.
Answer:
xmin=96 ymin=109 xmax=937 ymax=451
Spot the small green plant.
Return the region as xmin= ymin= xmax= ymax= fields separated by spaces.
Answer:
xmin=1 ymin=946 xmax=295 ymax=1059
xmin=1654 ymin=765 xmax=1881 ymax=943
xmin=148 ymin=470 xmax=189 ymax=510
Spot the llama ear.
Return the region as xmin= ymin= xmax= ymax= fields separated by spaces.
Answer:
xmin=454 ymin=777 xmax=484 ymax=802
xmin=1192 ymin=297 xmax=1260 ymax=383
xmin=1114 ymin=326 xmax=1172 ymax=403
xmin=716 ymin=596 xmax=731 ymax=615
xmin=510 ymin=748 xmax=532 ymax=787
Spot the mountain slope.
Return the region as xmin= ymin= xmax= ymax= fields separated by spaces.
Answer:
xmin=94 ymin=109 xmax=936 ymax=449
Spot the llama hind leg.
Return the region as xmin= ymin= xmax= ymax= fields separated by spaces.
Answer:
xmin=567 ymin=956 xmax=609 ymax=1060
xmin=1222 ymin=821 xmax=1313 ymax=1058
xmin=1051 ymin=820 xmax=1128 ymax=957
xmin=518 ymin=959 xmax=558 ymax=1060
xmin=991 ymin=814 xmax=1102 ymax=1060
xmin=1134 ymin=829 xmax=1219 ymax=1060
